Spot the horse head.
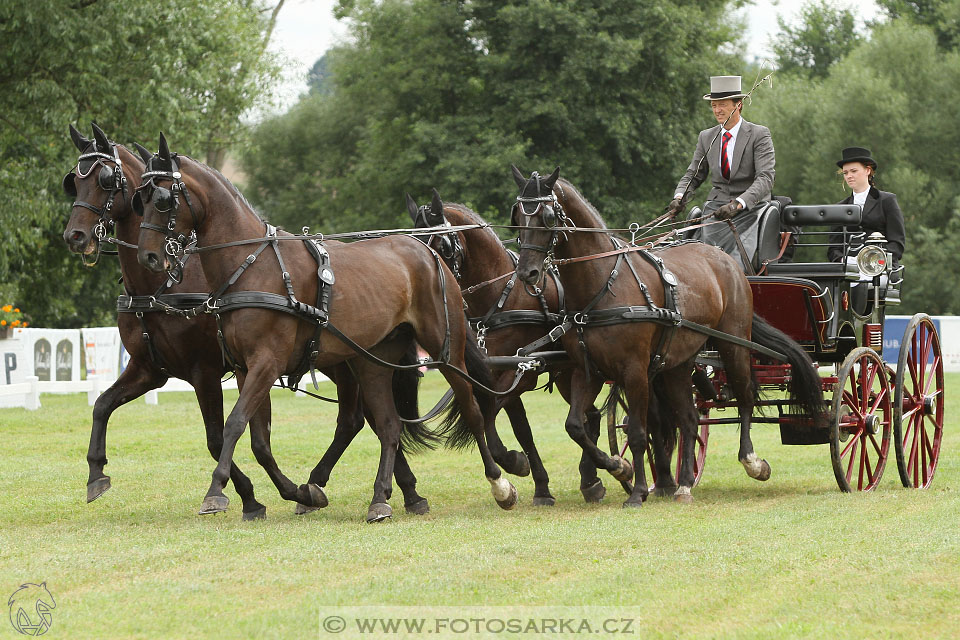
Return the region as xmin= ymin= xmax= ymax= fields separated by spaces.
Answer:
xmin=135 ymin=133 xmax=203 ymax=275
xmin=406 ymin=188 xmax=463 ymax=277
xmin=511 ymin=165 xmax=564 ymax=287
xmin=62 ymin=122 xmax=140 ymax=264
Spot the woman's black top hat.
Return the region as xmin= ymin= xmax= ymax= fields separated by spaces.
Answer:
xmin=837 ymin=146 xmax=878 ymax=170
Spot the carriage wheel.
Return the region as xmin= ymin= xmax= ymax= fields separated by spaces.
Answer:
xmin=605 ymin=389 xmax=709 ymax=496
xmin=893 ymin=314 xmax=944 ymax=488
xmin=829 ymin=347 xmax=892 ymax=492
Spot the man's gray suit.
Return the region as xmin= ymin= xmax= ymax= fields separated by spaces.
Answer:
xmin=675 ymin=119 xmax=775 ymax=210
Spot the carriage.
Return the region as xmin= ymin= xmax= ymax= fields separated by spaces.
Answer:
xmin=606 ymin=201 xmax=944 ymax=493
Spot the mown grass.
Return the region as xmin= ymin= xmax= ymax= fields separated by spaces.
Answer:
xmin=1 ymin=373 xmax=958 ymax=639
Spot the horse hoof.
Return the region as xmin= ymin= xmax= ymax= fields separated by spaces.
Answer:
xmin=404 ymin=498 xmax=430 ymax=515
xmin=580 ymin=479 xmax=606 ymax=503
xmin=489 ymin=476 xmax=518 ymax=510
xmin=532 ymin=495 xmax=556 ymax=507
xmin=366 ymin=502 xmax=393 ymax=523
xmin=741 ymin=454 xmax=772 ymax=481
xmin=504 ymin=450 xmax=531 ymax=477
xmin=673 ymin=487 xmax=694 ymax=504
xmin=307 ymin=483 xmax=329 ymax=508
xmin=86 ymin=476 xmax=111 ymax=503
xmin=652 ymin=485 xmax=677 ymax=498
xmin=294 ymin=503 xmax=321 ymax=516
xmin=610 ymin=456 xmax=634 ymax=483
xmin=198 ymin=495 xmax=229 ymax=515
xmin=242 ymin=505 xmax=267 ymax=521
xmin=756 ymin=460 xmax=772 ymax=481
xmin=622 ymin=497 xmax=644 ymax=509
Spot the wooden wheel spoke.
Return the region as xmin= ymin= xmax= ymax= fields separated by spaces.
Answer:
xmin=844 ymin=435 xmax=860 ymax=480
xmin=868 ymin=386 xmax=888 ymax=414
xmin=907 ymin=346 xmax=920 ymax=389
xmin=840 ymin=426 xmax=862 ymax=458
xmin=918 ymin=328 xmax=933 ymax=391
xmin=868 ymin=432 xmax=884 ymax=458
xmin=922 ymin=355 xmax=941 ymax=396
xmin=841 ymin=391 xmax=864 ymax=419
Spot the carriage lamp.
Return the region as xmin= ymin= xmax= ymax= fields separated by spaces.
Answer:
xmin=856 ymin=245 xmax=887 ymax=277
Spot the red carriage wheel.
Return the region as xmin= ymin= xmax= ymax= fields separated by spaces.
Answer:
xmin=606 ymin=388 xmax=709 ymax=496
xmin=893 ymin=313 xmax=945 ymax=488
xmin=829 ymin=347 xmax=892 ymax=492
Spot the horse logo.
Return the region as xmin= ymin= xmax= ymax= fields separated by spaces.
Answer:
xmin=8 ymin=583 xmax=56 ymax=636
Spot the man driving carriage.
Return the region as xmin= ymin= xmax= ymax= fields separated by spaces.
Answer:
xmin=666 ymin=75 xmax=779 ymax=271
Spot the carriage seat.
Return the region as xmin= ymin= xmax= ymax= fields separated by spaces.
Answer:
xmin=780 ymin=204 xmax=862 ymax=227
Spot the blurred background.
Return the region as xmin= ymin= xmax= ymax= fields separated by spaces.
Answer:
xmin=3 ymin=0 xmax=956 ymax=327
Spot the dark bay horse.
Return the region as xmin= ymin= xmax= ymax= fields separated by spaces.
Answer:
xmin=406 ymin=191 xmax=607 ymax=504
xmin=512 ymin=167 xmax=826 ymax=506
xmin=135 ymin=134 xmax=517 ymax=522
xmin=61 ymin=124 xmax=429 ymax=519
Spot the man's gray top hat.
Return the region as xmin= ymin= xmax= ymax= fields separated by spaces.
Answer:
xmin=703 ymin=75 xmax=747 ymax=100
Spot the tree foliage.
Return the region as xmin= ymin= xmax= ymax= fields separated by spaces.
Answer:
xmin=771 ymin=0 xmax=862 ymax=77
xmin=752 ymin=20 xmax=960 ymax=313
xmin=0 ymin=0 xmax=281 ymax=327
xmin=242 ymin=0 xmax=741 ymax=234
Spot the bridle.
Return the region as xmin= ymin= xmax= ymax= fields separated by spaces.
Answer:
xmin=62 ymin=142 xmax=129 ymax=266
xmin=513 ymin=172 xmax=571 ymax=293
xmin=135 ymin=154 xmax=203 ymax=284
xmin=413 ymin=205 xmax=464 ymax=280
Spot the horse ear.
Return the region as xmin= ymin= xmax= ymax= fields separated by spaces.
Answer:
xmin=158 ymin=132 xmax=170 ymax=160
xmin=69 ymin=124 xmax=90 ymax=151
xmin=92 ymin=121 xmax=110 ymax=152
xmin=511 ymin=165 xmax=527 ymax=189
xmin=405 ymin=193 xmax=419 ymax=221
xmin=133 ymin=142 xmax=153 ymax=165
xmin=544 ymin=166 xmax=561 ymax=190
xmin=430 ymin=188 xmax=444 ymax=222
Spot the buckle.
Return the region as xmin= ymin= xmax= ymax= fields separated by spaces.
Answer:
xmin=548 ymin=324 xmax=568 ymax=341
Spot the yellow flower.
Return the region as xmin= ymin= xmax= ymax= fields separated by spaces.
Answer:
xmin=13 ymin=308 xmax=19 ymax=313
xmin=11 ymin=320 xmax=20 ymax=327
xmin=1 ymin=305 xmax=11 ymax=313
xmin=0 ymin=320 xmax=6 ymax=326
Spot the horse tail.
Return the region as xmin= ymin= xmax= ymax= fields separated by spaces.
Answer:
xmin=395 ymin=341 xmax=442 ymax=454
xmin=750 ymin=314 xmax=827 ymax=428
xmin=439 ymin=328 xmax=496 ymax=450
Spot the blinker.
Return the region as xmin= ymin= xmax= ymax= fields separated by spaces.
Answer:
xmin=62 ymin=172 xmax=77 ymax=197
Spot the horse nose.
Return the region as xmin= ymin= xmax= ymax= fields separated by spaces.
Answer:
xmin=519 ymin=266 xmax=541 ymax=285
xmin=140 ymin=249 xmax=164 ymax=273
xmin=65 ymin=229 xmax=87 ymax=250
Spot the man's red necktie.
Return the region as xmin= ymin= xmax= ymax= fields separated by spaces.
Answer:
xmin=720 ymin=131 xmax=732 ymax=180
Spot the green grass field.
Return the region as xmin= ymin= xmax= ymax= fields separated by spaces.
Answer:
xmin=1 ymin=373 xmax=958 ymax=639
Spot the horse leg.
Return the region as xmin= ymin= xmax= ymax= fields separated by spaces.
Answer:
xmin=85 ymin=356 xmax=166 ymax=503
xmin=657 ymin=364 xmax=699 ymax=503
xmin=484 ymin=376 xmax=531 ymax=478
xmin=349 ymin=358 xmax=404 ymax=523
xmin=648 ymin=382 xmax=679 ymax=498
xmin=192 ymin=371 xmax=266 ymax=520
xmin=718 ymin=342 xmax=770 ymax=481
xmin=554 ymin=371 xmax=604 ymax=502
xmin=563 ymin=368 xmax=633 ymax=484
xmin=247 ymin=392 xmax=328 ymax=510
xmin=502 ymin=396 xmax=554 ymax=505
xmin=200 ymin=362 xmax=279 ymax=515
xmin=622 ymin=368 xmax=653 ymax=508
xmin=360 ymin=404 xmax=430 ymax=515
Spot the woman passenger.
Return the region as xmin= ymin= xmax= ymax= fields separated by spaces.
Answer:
xmin=827 ymin=147 xmax=905 ymax=264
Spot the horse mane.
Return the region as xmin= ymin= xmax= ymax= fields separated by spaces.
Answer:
xmin=180 ymin=154 xmax=268 ymax=223
xmin=443 ymin=202 xmax=504 ymax=245
xmin=556 ymin=177 xmax=609 ymax=230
